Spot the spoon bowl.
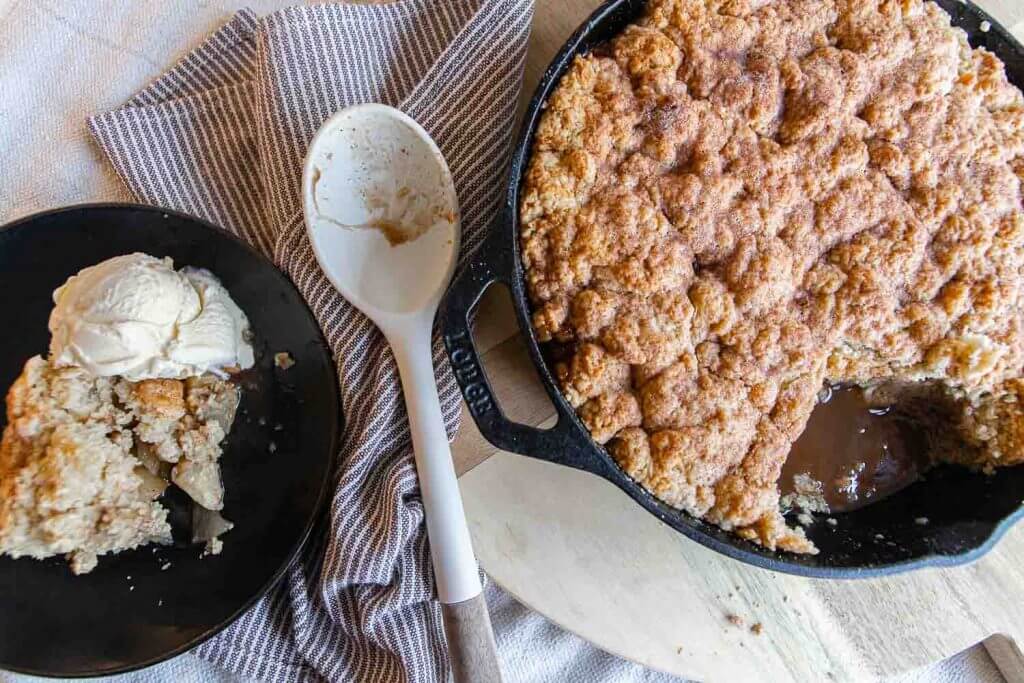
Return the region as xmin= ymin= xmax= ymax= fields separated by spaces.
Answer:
xmin=302 ymin=104 xmax=460 ymax=319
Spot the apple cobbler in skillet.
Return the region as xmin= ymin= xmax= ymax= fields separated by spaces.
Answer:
xmin=520 ymin=0 xmax=1024 ymax=552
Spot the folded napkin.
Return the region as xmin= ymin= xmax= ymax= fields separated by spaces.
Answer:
xmin=88 ymin=2 xmax=533 ymax=680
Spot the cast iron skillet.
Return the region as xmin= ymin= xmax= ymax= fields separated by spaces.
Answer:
xmin=0 ymin=204 xmax=340 ymax=676
xmin=442 ymin=0 xmax=1024 ymax=578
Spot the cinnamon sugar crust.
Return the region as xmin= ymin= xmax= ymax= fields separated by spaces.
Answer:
xmin=521 ymin=0 xmax=1024 ymax=553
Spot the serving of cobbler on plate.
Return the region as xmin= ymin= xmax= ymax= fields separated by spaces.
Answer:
xmin=520 ymin=0 xmax=1024 ymax=553
xmin=0 ymin=253 xmax=253 ymax=573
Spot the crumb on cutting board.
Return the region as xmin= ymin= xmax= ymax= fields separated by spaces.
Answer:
xmin=750 ymin=623 xmax=764 ymax=636
xmin=274 ymin=351 xmax=295 ymax=370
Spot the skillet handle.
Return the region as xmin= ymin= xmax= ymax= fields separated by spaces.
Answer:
xmin=441 ymin=221 xmax=610 ymax=476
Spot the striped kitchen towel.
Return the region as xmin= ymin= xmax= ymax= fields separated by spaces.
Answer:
xmin=87 ymin=1 xmax=533 ymax=681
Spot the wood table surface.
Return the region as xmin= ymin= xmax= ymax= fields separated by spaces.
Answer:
xmin=450 ymin=1 xmax=1024 ymax=681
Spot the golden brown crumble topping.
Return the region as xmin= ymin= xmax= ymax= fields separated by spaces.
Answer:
xmin=521 ymin=0 xmax=1024 ymax=553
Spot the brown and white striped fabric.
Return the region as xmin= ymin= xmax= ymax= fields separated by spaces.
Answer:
xmin=87 ymin=1 xmax=533 ymax=681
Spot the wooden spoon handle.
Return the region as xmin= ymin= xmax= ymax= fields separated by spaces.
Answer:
xmin=442 ymin=593 xmax=503 ymax=683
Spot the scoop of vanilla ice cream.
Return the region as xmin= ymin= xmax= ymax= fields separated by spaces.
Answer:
xmin=172 ymin=268 xmax=255 ymax=373
xmin=49 ymin=253 xmax=254 ymax=380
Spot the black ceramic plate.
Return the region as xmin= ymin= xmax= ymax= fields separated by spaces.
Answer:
xmin=0 ymin=204 xmax=340 ymax=677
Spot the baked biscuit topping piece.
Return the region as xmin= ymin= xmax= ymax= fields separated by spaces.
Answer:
xmin=0 ymin=357 xmax=170 ymax=574
xmin=0 ymin=357 xmax=241 ymax=573
xmin=522 ymin=0 xmax=1024 ymax=552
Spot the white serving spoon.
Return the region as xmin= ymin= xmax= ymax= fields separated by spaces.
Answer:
xmin=302 ymin=103 xmax=501 ymax=683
